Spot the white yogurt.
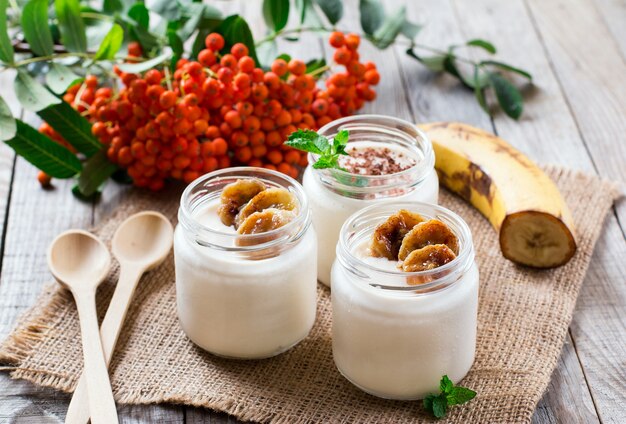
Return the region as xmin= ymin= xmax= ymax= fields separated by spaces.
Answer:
xmin=331 ymin=202 xmax=478 ymax=400
xmin=303 ymin=115 xmax=438 ymax=287
xmin=174 ymin=168 xmax=317 ymax=359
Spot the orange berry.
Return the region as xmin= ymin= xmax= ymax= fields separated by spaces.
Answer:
xmin=284 ymin=150 xmax=301 ymax=165
xmin=231 ymin=130 xmax=249 ymax=147
xmin=203 ymin=157 xmax=219 ymax=173
xmin=251 ymin=84 xmax=269 ymax=101
xmin=220 ymin=54 xmax=237 ymax=69
xmin=173 ymin=155 xmax=191 ymax=169
xmin=218 ymin=156 xmax=231 ymax=168
xmin=37 ymin=171 xmax=51 ymax=188
xmin=250 ymin=131 xmax=265 ymax=146
xmin=364 ymin=69 xmax=380 ymax=85
xmin=264 ymin=72 xmax=281 ymax=90
xmin=251 ymin=68 xmax=264 ymax=83
xmin=198 ymin=49 xmax=217 ymax=67
xmin=347 ymin=61 xmax=365 ymax=78
xmin=277 ymin=162 xmax=292 ymax=175
xmin=311 ymin=98 xmax=329 ymax=117
xmin=266 ymin=130 xmax=282 ymax=147
xmin=288 ymin=59 xmax=306 ymax=76
xmin=280 ymin=124 xmax=297 ymax=140
xmin=194 ymin=119 xmax=208 ymax=135
xmin=238 ymin=56 xmax=255 ymax=73
xmin=251 ymin=144 xmax=267 ymax=158
xmin=271 ymin=59 xmax=288 ymax=77
xmin=224 ymin=110 xmax=243 ymax=128
xmin=267 ymin=150 xmax=283 ymax=165
xmin=329 ymin=31 xmax=345 ymax=48
xmin=236 ymin=101 xmax=253 ymax=116
xmin=205 ymin=33 xmax=225 ymax=51
xmin=235 ymin=146 xmax=252 ymax=163
xmin=248 ymin=158 xmax=263 ymax=168
xmin=230 ymin=43 xmax=249 ymax=59
xmin=243 ymin=115 xmax=260 ymax=133
xmin=205 ymin=125 xmax=221 ymax=139
xmin=345 ymin=33 xmax=360 ymax=50
xmin=217 ymin=67 xmax=233 ymax=83
xmin=213 ymin=138 xmax=228 ymax=155
xmin=117 ymin=146 xmax=133 ymax=166
xmin=128 ymin=41 xmax=143 ymax=57
xmin=333 ymin=47 xmax=351 ymax=65
xmin=234 ymin=73 xmax=251 ymax=90
xmin=183 ymin=170 xmax=200 ymax=184
xmin=276 ymin=109 xmax=292 ymax=127
xmin=264 ymin=164 xmax=277 ymax=171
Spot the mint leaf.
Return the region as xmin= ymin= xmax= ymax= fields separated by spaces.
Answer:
xmin=447 ymin=387 xmax=476 ymax=405
xmin=432 ymin=395 xmax=448 ymax=419
xmin=333 ymin=129 xmax=349 ymax=150
xmin=312 ymin=156 xmax=339 ymax=169
xmin=423 ymin=375 xmax=476 ymax=419
xmin=440 ymin=375 xmax=454 ymax=394
xmin=285 ymin=129 xmax=328 ymax=154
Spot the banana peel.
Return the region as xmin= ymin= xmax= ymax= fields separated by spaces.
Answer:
xmin=419 ymin=122 xmax=576 ymax=268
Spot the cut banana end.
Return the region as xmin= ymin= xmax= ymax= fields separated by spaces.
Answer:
xmin=500 ymin=211 xmax=577 ymax=268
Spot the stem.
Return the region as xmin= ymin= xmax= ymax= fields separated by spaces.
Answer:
xmin=307 ymin=64 xmax=331 ymax=78
xmin=80 ymin=12 xmax=115 ymax=21
xmin=14 ymin=52 xmax=93 ymax=67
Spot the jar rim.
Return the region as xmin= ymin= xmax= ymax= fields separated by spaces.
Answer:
xmin=336 ymin=201 xmax=475 ymax=294
xmin=310 ymin=114 xmax=435 ymax=196
xmin=179 ymin=167 xmax=311 ymax=252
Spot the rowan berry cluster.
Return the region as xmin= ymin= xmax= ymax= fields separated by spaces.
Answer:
xmin=40 ymin=32 xmax=380 ymax=190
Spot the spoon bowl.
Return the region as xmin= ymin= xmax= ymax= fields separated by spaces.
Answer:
xmin=112 ymin=211 xmax=174 ymax=269
xmin=48 ymin=230 xmax=111 ymax=290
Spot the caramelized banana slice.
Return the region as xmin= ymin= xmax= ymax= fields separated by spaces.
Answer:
xmin=370 ymin=209 xmax=425 ymax=260
xmin=236 ymin=187 xmax=298 ymax=227
xmin=398 ymin=219 xmax=459 ymax=261
xmin=237 ymin=208 xmax=296 ymax=235
xmin=218 ymin=178 xmax=267 ymax=227
xmin=401 ymin=244 xmax=457 ymax=273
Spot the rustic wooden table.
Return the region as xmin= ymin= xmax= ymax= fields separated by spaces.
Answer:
xmin=1 ymin=0 xmax=624 ymax=422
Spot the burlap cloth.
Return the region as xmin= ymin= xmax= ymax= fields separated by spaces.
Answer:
xmin=0 ymin=166 xmax=621 ymax=423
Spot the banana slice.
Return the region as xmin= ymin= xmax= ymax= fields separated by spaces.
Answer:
xmin=401 ymin=244 xmax=457 ymax=273
xmin=370 ymin=209 xmax=425 ymax=260
xmin=236 ymin=208 xmax=296 ymax=247
xmin=218 ymin=178 xmax=267 ymax=227
xmin=398 ymin=219 xmax=459 ymax=261
xmin=236 ymin=187 xmax=298 ymax=227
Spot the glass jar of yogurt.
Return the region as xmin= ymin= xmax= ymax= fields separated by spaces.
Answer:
xmin=174 ymin=167 xmax=317 ymax=359
xmin=302 ymin=115 xmax=438 ymax=286
xmin=331 ymin=202 xmax=478 ymax=400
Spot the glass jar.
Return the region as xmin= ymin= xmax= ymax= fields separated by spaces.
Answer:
xmin=302 ymin=115 xmax=438 ymax=287
xmin=331 ymin=202 xmax=478 ymax=400
xmin=174 ymin=167 xmax=317 ymax=359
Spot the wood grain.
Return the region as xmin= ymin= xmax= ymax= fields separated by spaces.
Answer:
xmin=592 ymin=0 xmax=626 ymax=60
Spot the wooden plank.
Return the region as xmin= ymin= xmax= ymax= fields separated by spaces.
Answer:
xmin=593 ymin=0 xmax=626 ymax=59
xmin=185 ymin=408 xmax=237 ymax=423
xmin=524 ymin=0 xmax=626 ymax=228
xmin=447 ymin=0 xmax=626 ymax=422
xmin=531 ymin=333 xmax=600 ymax=424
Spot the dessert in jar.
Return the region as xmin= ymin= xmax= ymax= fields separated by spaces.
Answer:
xmin=174 ymin=167 xmax=317 ymax=359
xmin=331 ymin=202 xmax=478 ymax=400
xmin=302 ymin=115 xmax=438 ymax=286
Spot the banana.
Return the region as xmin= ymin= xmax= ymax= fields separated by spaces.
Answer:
xmin=418 ymin=122 xmax=576 ymax=268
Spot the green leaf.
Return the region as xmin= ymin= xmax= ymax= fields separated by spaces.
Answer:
xmin=488 ymin=72 xmax=524 ymax=119
xmin=218 ymin=15 xmax=260 ymax=66
xmin=315 ymin=0 xmax=343 ymax=25
xmin=333 ymin=129 xmax=349 ymax=150
xmin=443 ymin=55 xmax=477 ymax=88
xmin=77 ymin=148 xmax=117 ymax=197
xmin=129 ymin=24 xmax=159 ymax=52
xmin=481 ymin=60 xmax=533 ymax=80
xmin=56 ymin=0 xmax=87 ymax=52
xmin=474 ymin=66 xmax=489 ymax=113
xmin=103 ymin=0 xmax=123 ymax=14
xmin=305 ymin=58 xmax=326 ymax=75
xmin=117 ymin=52 xmax=171 ymax=73
xmin=406 ymin=49 xmax=446 ymax=72
xmin=432 ymin=395 xmax=448 ymax=418
xmin=0 ymin=96 xmax=16 ymax=142
xmin=447 ymin=386 xmax=477 ymax=405
xmin=359 ymin=0 xmax=385 ymax=35
xmin=46 ymin=63 xmax=83 ymax=95
xmin=191 ymin=28 xmax=210 ymax=59
xmin=263 ymin=0 xmax=290 ymax=32
xmin=6 ymin=120 xmax=81 ymax=178
xmin=276 ymin=53 xmax=291 ymax=62
xmin=128 ymin=2 xmax=149 ymax=29
xmin=21 ymin=0 xmax=54 ymax=56
xmin=93 ymin=23 xmax=123 ymax=60
xmin=312 ymin=155 xmax=340 ymax=169
xmin=466 ymin=38 xmax=496 ymax=54
xmin=0 ymin=0 xmax=14 ymax=63
xmin=151 ymin=0 xmax=181 ymax=21
xmin=14 ymin=70 xmax=61 ymax=112
xmin=372 ymin=6 xmax=405 ymax=49
xmin=401 ymin=19 xmax=422 ymax=40
xmin=37 ymin=101 xmax=102 ymax=157
xmin=423 ymin=394 xmax=435 ymax=414
xmin=440 ymin=375 xmax=454 ymax=394
xmin=167 ymin=29 xmax=183 ymax=72
xmin=285 ymin=129 xmax=327 ymax=154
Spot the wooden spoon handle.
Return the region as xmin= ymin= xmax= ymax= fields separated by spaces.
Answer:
xmin=66 ymin=264 xmax=143 ymax=424
xmin=72 ymin=289 xmax=119 ymax=424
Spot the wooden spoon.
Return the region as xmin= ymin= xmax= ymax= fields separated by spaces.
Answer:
xmin=65 ymin=211 xmax=173 ymax=424
xmin=47 ymin=230 xmax=118 ymax=424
